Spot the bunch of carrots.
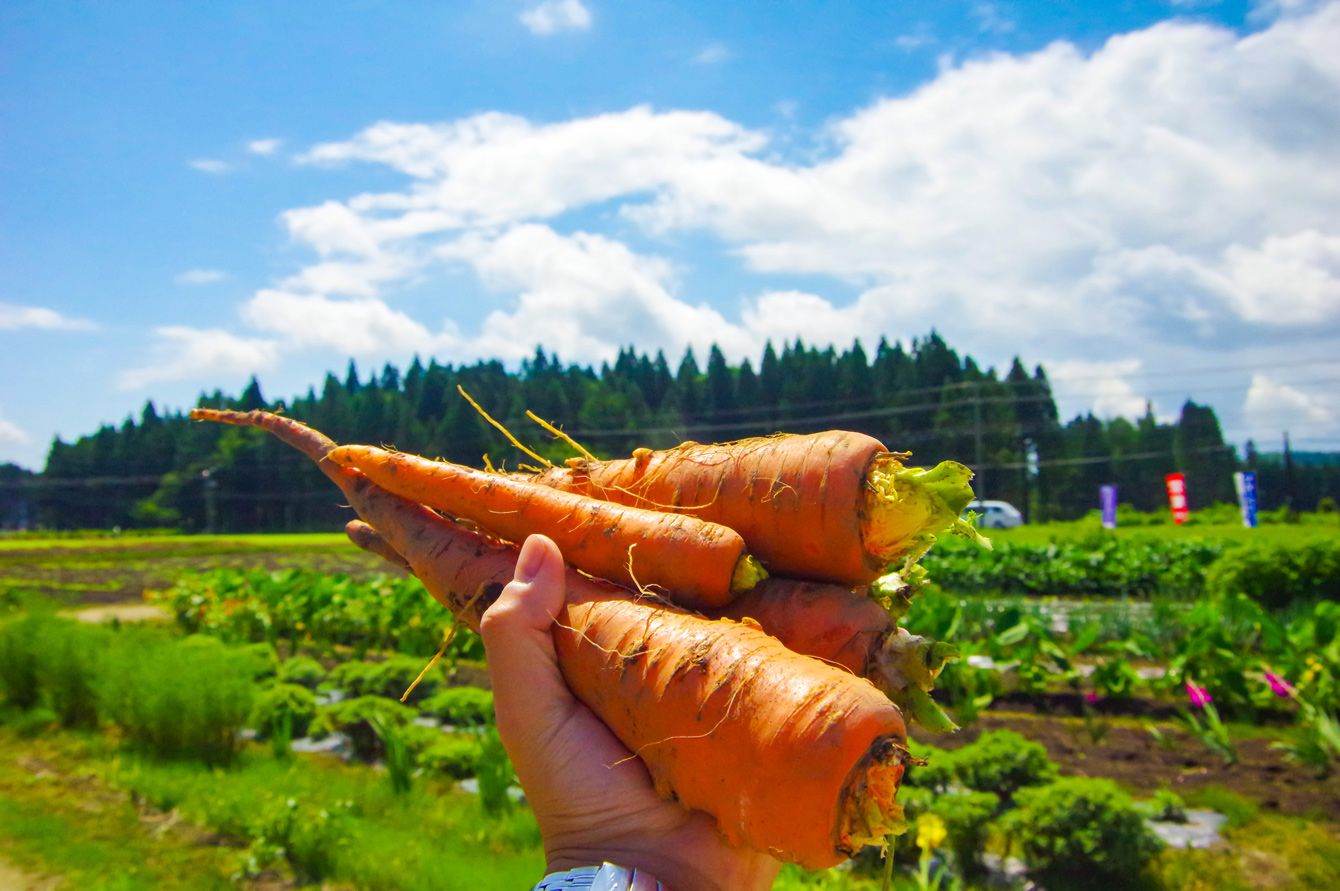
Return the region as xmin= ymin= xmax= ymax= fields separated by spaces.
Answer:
xmin=191 ymin=400 xmax=985 ymax=871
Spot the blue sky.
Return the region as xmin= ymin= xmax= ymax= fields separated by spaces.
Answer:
xmin=3 ymin=0 xmax=1338 ymax=470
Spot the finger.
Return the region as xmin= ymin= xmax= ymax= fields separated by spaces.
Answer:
xmin=344 ymin=519 xmax=412 ymax=572
xmin=480 ymin=534 xmax=580 ymax=744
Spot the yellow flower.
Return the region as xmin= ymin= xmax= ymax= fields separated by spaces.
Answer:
xmin=916 ymin=813 xmax=947 ymax=852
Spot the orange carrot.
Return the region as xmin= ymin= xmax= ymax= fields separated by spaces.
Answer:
xmin=710 ymin=579 xmax=960 ymax=733
xmin=325 ymin=444 xmax=765 ymax=609
xmin=191 ymin=408 xmax=910 ymax=867
xmin=521 ymin=430 xmax=984 ymax=586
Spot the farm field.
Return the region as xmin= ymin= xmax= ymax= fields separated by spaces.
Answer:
xmin=1 ymin=523 xmax=1337 ymax=889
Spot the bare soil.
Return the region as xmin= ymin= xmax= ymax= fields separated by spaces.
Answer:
xmin=921 ymin=710 xmax=1340 ymax=821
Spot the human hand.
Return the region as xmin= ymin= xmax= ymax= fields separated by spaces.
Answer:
xmin=479 ymin=534 xmax=781 ymax=891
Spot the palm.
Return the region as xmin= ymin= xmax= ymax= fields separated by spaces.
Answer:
xmin=480 ymin=534 xmax=779 ymax=891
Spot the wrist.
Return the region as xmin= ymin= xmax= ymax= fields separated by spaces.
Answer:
xmin=545 ymin=848 xmax=774 ymax=891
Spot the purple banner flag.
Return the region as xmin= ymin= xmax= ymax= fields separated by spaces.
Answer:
xmin=1100 ymin=484 xmax=1118 ymax=529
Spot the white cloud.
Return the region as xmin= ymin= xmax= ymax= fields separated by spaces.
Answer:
xmin=247 ymin=138 xmax=283 ymax=156
xmin=1046 ymin=359 xmax=1150 ymax=420
xmin=694 ymin=42 xmax=732 ymax=65
xmin=241 ymin=290 xmax=453 ymax=356
xmin=188 ymin=159 xmax=231 ymax=175
xmin=174 ymin=268 xmax=228 ymax=286
xmin=972 ymin=2 xmax=1017 ymax=34
xmin=1250 ymin=0 xmax=1330 ymax=22
xmin=440 ymin=224 xmax=750 ymax=363
xmin=1243 ymin=374 xmax=1337 ymax=441
xmin=0 ymin=303 xmax=96 ymax=331
xmin=519 ymin=0 xmax=592 ymax=36
xmin=0 ymin=409 xmax=30 ymax=447
xmin=119 ymin=327 xmax=280 ymax=390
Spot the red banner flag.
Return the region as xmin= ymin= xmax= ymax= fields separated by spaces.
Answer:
xmin=1165 ymin=472 xmax=1189 ymax=525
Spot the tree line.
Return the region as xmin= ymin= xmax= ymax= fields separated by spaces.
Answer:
xmin=2 ymin=333 xmax=1333 ymax=532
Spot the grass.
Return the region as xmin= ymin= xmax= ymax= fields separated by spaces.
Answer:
xmin=0 ymin=724 xmax=545 ymax=889
xmin=990 ymin=520 xmax=1338 ymax=547
xmin=0 ymin=733 xmax=237 ymax=890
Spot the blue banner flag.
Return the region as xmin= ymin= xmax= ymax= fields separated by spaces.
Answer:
xmin=1234 ymin=471 xmax=1259 ymax=528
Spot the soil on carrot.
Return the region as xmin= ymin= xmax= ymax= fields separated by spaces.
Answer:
xmin=919 ymin=710 xmax=1340 ymax=821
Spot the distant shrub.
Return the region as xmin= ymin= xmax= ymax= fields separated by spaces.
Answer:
xmin=1206 ymin=540 xmax=1340 ymax=609
xmin=36 ymin=619 xmax=110 ymax=727
xmin=250 ymin=683 xmax=318 ymax=740
xmin=0 ymin=613 xmax=47 ymax=709
xmin=420 ymin=687 xmax=493 ymax=727
xmin=929 ymin=790 xmax=999 ymax=877
xmin=276 ymin=655 xmax=326 ymax=688
xmin=418 ymin=736 xmax=482 ymax=780
xmin=950 ymin=729 xmax=1058 ymax=802
xmin=0 ymin=614 xmax=110 ymax=726
xmin=98 ymin=630 xmax=255 ymax=766
xmin=902 ymin=741 xmax=954 ymax=793
xmin=1003 ymin=777 xmax=1163 ymax=890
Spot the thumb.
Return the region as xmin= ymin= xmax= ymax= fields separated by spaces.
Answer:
xmin=479 ymin=535 xmax=578 ymax=739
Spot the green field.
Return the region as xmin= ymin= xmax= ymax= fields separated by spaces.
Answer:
xmin=1 ymin=526 xmax=1337 ymax=889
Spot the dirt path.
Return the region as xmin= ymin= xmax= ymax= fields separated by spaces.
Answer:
xmin=62 ymin=603 xmax=170 ymax=624
xmin=0 ymin=858 xmax=60 ymax=891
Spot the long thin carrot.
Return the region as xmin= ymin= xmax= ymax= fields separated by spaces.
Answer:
xmin=520 ymin=430 xmax=986 ymax=586
xmin=191 ymin=408 xmax=910 ymax=868
xmin=345 ymin=519 xmax=412 ymax=572
xmin=325 ymin=444 xmax=765 ymax=609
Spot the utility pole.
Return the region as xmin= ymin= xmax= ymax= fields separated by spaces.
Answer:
xmin=973 ymin=382 xmax=985 ymax=500
xmin=202 ymin=468 xmax=218 ymax=534
xmin=1283 ymin=431 xmax=1296 ymax=509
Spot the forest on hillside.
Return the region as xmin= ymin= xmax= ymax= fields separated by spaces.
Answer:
xmin=2 ymin=334 xmax=1334 ymax=531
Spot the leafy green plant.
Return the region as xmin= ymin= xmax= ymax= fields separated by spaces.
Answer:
xmin=276 ymin=654 xmax=327 ymax=688
xmin=369 ymin=712 xmax=413 ymax=795
xmin=1176 ymin=681 xmax=1237 ymax=765
xmin=238 ymin=796 xmax=349 ymax=884
xmin=310 ymin=695 xmax=418 ymax=761
xmin=1139 ymin=787 xmax=1188 ymax=823
xmin=250 ymin=683 xmax=318 ymax=741
xmin=475 ymin=726 xmax=516 ymax=817
xmin=419 ymin=736 xmax=482 ymax=780
xmin=1003 ymin=777 xmax=1163 ymax=890
xmin=420 ymin=687 xmax=494 ymax=727
xmin=324 ymin=655 xmax=442 ymax=703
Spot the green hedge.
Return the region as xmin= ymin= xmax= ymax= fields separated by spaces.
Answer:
xmin=1205 ymin=539 xmax=1340 ymax=609
xmin=1003 ymin=777 xmax=1163 ymax=890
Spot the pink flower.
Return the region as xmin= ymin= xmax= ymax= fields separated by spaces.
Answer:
xmin=1185 ymin=681 xmax=1213 ymax=709
xmin=1263 ymin=670 xmax=1295 ymax=699
xmin=1084 ymin=692 xmax=1100 ymax=704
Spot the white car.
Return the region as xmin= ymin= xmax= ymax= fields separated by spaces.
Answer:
xmin=965 ymin=499 xmax=1024 ymax=529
